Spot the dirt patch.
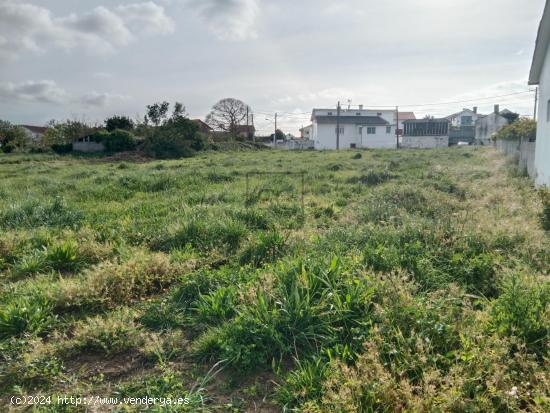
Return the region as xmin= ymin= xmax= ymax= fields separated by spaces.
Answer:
xmin=63 ymin=350 xmax=152 ymax=381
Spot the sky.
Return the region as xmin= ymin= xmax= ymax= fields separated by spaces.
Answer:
xmin=0 ymin=0 xmax=545 ymax=135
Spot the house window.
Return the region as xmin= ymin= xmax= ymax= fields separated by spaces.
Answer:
xmin=335 ymin=127 xmax=344 ymax=135
xmin=327 ymin=112 xmax=333 ymax=116
xmin=386 ymin=126 xmax=391 ymax=134
xmin=367 ymin=127 xmax=376 ymax=134
xmin=356 ymin=112 xmax=361 ymax=116
xmin=461 ymin=116 xmax=473 ymax=125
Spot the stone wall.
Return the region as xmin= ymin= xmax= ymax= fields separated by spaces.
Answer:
xmin=73 ymin=141 xmax=105 ymax=153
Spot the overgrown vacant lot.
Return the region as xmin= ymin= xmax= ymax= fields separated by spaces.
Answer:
xmin=0 ymin=148 xmax=548 ymax=412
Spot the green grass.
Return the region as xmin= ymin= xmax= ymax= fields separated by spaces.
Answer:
xmin=0 ymin=148 xmax=548 ymax=412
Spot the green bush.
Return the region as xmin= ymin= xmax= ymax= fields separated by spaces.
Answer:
xmin=493 ymin=118 xmax=536 ymax=141
xmin=102 ymin=129 xmax=136 ymax=152
xmin=0 ymin=296 xmax=55 ymax=340
xmin=145 ymin=117 xmax=207 ymax=159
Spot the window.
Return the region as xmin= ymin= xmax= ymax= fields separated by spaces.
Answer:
xmin=335 ymin=127 xmax=344 ymax=135
xmin=356 ymin=112 xmax=361 ymax=116
xmin=367 ymin=127 xmax=376 ymax=134
xmin=327 ymin=112 xmax=333 ymax=116
xmin=461 ymin=116 xmax=473 ymax=125
xmin=386 ymin=126 xmax=391 ymax=134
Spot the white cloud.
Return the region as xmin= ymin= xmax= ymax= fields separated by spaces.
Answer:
xmin=0 ymin=79 xmax=128 ymax=109
xmin=0 ymin=80 xmax=68 ymax=103
xmin=0 ymin=1 xmax=175 ymax=59
xmin=186 ymin=0 xmax=259 ymax=40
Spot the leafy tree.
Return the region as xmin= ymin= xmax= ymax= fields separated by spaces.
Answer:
xmin=43 ymin=120 xmax=92 ymax=146
xmin=172 ymin=102 xmax=187 ymax=119
xmin=145 ymin=101 xmax=170 ymax=127
xmin=205 ymin=98 xmax=249 ymax=134
xmin=275 ymin=129 xmax=286 ymax=141
xmin=145 ymin=117 xmax=206 ymax=159
xmin=501 ymin=111 xmax=520 ymax=124
xmin=105 ymin=116 xmax=134 ymax=132
xmin=0 ymin=120 xmax=30 ymax=153
xmin=493 ymin=118 xmax=536 ymax=142
xmin=102 ymin=130 xmax=136 ymax=152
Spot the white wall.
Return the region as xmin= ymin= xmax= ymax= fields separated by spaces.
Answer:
xmin=401 ymin=136 xmax=449 ymax=148
xmin=449 ymin=110 xmax=480 ymax=127
xmin=535 ymin=43 xmax=550 ymax=187
xmin=313 ymin=122 xmax=396 ymax=149
xmin=475 ymin=113 xmax=509 ymax=145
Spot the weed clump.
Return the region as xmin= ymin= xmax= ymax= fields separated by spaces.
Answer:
xmin=0 ymin=197 xmax=83 ymax=230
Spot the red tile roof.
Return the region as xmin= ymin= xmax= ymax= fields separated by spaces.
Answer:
xmin=396 ymin=112 xmax=416 ymax=121
xmin=20 ymin=125 xmax=48 ymax=134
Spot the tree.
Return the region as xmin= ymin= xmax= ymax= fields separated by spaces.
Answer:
xmin=145 ymin=117 xmax=206 ymax=159
xmin=275 ymin=129 xmax=286 ymax=141
xmin=501 ymin=111 xmax=520 ymax=124
xmin=101 ymin=129 xmax=136 ymax=152
xmin=145 ymin=101 xmax=170 ymax=127
xmin=493 ymin=118 xmax=536 ymax=142
xmin=42 ymin=120 xmax=92 ymax=147
xmin=0 ymin=120 xmax=30 ymax=153
xmin=172 ymin=102 xmax=187 ymax=119
xmin=105 ymin=115 xmax=134 ymax=132
xmin=205 ymin=98 xmax=249 ymax=134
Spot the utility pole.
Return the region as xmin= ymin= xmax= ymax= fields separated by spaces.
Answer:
xmin=395 ymin=106 xmax=399 ymax=149
xmin=251 ymin=113 xmax=255 ymax=142
xmin=273 ymin=112 xmax=277 ymax=146
xmin=336 ymin=101 xmax=341 ymax=150
xmin=246 ymin=106 xmax=249 ymax=140
xmin=534 ymin=87 xmax=538 ymax=121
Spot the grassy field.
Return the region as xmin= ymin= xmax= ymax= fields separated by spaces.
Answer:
xmin=0 ymin=147 xmax=548 ymax=412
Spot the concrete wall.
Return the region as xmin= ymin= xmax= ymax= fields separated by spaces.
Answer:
xmin=73 ymin=141 xmax=105 ymax=153
xmin=495 ymin=138 xmax=537 ymax=178
xmin=314 ymin=123 xmax=396 ymax=149
xmin=534 ymin=39 xmax=550 ymax=187
xmin=401 ymin=135 xmax=449 ymax=148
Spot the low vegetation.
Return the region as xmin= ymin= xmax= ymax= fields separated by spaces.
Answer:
xmin=0 ymin=147 xmax=548 ymax=412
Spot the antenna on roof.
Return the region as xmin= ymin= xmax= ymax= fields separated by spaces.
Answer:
xmin=347 ymin=99 xmax=352 ymax=110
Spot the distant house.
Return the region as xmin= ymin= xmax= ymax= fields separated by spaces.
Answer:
xmin=300 ymin=125 xmax=313 ymax=140
xmin=529 ymin=0 xmax=550 ymax=187
xmin=402 ymin=118 xmax=450 ymax=148
xmin=446 ymin=108 xmax=481 ymax=127
xmin=475 ymin=106 xmax=513 ymax=145
xmin=192 ymin=119 xmax=213 ymax=134
xmin=310 ymin=106 xmax=404 ymax=149
xmin=235 ymin=125 xmax=255 ymax=139
xmin=19 ymin=125 xmax=48 ymax=142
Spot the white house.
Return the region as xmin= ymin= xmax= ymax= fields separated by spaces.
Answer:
xmin=310 ymin=106 xmax=405 ymax=149
xmin=300 ymin=125 xmax=313 ymax=140
xmin=474 ymin=106 xmax=513 ymax=145
xmin=446 ymin=108 xmax=481 ymax=127
xmin=529 ymin=0 xmax=550 ymax=187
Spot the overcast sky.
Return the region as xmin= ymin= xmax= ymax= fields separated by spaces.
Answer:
xmin=0 ymin=0 xmax=545 ymax=135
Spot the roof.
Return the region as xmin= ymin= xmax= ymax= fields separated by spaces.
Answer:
xmin=235 ymin=125 xmax=256 ymax=133
xmin=529 ymin=0 xmax=550 ymax=85
xmin=20 ymin=125 xmax=48 ymax=134
xmin=192 ymin=119 xmax=213 ymax=131
xmin=445 ymin=108 xmax=477 ymax=119
xmin=315 ymin=116 xmax=389 ymax=126
xmin=403 ymin=118 xmax=449 ymax=123
xmin=396 ymin=112 xmax=416 ymax=121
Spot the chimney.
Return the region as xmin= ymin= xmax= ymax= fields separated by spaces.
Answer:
xmin=494 ymin=104 xmax=499 ymax=115
xmin=358 ymin=104 xmax=363 ymax=110
xmin=473 ymin=106 xmax=478 ymax=114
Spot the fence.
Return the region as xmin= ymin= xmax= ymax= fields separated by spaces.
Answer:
xmin=495 ymin=137 xmax=536 ymax=178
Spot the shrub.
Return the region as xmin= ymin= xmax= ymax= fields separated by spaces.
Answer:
xmin=490 ymin=274 xmax=550 ymax=353
xmin=493 ymin=118 xmax=536 ymax=141
xmin=69 ymin=308 xmax=144 ymax=356
xmin=51 ymin=144 xmax=72 ymax=154
xmin=101 ymin=129 xmax=136 ymax=152
xmin=191 ymin=286 xmax=238 ymax=327
xmin=239 ymin=231 xmax=287 ymax=267
xmin=348 ymin=170 xmax=394 ymax=186
xmin=144 ymin=117 xmax=207 ymax=159
xmin=0 ymin=197 xmax=83 ymax=230
xmin=0 ymin=296 xmax=55 ymax=340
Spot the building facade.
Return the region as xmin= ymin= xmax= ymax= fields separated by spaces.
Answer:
xmin=402 ymin=119 xmax=450 ymax=148
xmin=474 ymin=107 xmax=512 ymax=145
xmin=310 ymin=107 xmax=402 ymax=149
xmin=529 ymin=0 xmax=550 ymax=187
xmin=19 ymin=125 xmax=48 ymax=142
